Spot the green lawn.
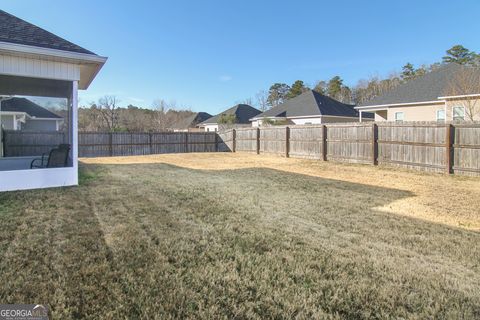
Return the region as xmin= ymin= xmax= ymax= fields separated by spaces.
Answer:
xmin=0 ymin=157 xmax=479 ymax=319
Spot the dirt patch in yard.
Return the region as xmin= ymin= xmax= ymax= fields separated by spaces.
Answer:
xmin=82 ymin=152 xmax=480 ymax=231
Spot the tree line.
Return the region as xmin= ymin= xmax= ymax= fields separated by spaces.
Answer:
xmin=79 ymin=45 xmax=479 ymax=131
xmin=79 ymin=97 xmax=194 ymax=132
xmin=252 ymin=45 xmax=480 ymax=111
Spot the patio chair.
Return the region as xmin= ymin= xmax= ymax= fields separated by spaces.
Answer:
xmin=30 ymin=144 xmax=71 ymax=169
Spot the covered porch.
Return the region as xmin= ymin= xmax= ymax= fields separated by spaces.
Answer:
xmin=0 ymin=75 xmax=79 ymax=191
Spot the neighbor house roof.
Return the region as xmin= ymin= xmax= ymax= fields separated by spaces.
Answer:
xmin=0 ymin=97 xmax=62 ymax=119
xmin=199 ymin=104 xmax=261 ymax=125
xmin=0 ymin=10 xmax=95 ymax=55
xmin=253 ymin=90 xmax=370 ymax=119
xmin=358 ymin=63 xmax=480 ymax=107
xmin=170 ymin=112 xmax=213 ymax=129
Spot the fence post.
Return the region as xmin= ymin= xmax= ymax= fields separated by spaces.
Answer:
xmin=185 ymin=132 xmax=189 ymax=153
xmin=232 ymin=129 xmax=236 ymax=153
xmin=109 ymin=132 xmax=113 ymax=157
xmin=1 ymin=129 xmax=6 ymax=157
xmin=149 ymin=132 xmax=153 ymax=155
xmin=204 ymin=132 xmax=208 ymax=152
xmin=446 ymin=124 xmax=453 ymax=174
xmin=372 ymin=123 xmax=378 ymax=165
xmin=285 ymin=126 xmax=290 ymax=158
xmin=214 ymin=133 xmax=219 ymax=152
xmin=256 ymin=127 xmax=260 ymax=154
xmin=321 ymin=125 xmax=327 ymax=161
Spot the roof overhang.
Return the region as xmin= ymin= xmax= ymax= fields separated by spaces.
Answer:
xmin=250 ymin=116 xmax=286 ymax=121
xmin=437 ymin=93 xmax=480 ymax=100
xmin=251 ymin=114 xmax=362 ymax=121
xmin=355 ymin=100 xmax=445 ymax=111
xmin=0 ymin=110 xmax=61 ymax=121
xmin=27 ymin=116 xmax=63 ymax=121
xmin=0 ymin=41 xmax=107 ymax=90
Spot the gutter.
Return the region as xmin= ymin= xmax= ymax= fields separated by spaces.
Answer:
xmin=355 ymin=100 xmax=445 ymax=110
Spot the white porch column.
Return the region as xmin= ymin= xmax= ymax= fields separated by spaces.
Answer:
xmin=71 ymin=80 xmax=78 ymax=184
xmin=359 ymin=111 xmax=363 ymax=122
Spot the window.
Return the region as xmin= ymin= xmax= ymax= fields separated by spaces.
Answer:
xmin=453 ymin=106 xmax=465 ymax=122
xmin=394 ymin=112 xmax=404 ymax=122
xmin=436 ymin=109 xmax=446 ymax=122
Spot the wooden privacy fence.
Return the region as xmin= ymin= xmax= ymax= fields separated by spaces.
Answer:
xmin=3 ymin=131 xmax=221 ymax=157
xmin=217 ymin=122 xmax=480 ymax=176
xmin=4 ymin=123 xmax=480 ymax=176
xmin=79 ymin=132 xmax=219 ymax=157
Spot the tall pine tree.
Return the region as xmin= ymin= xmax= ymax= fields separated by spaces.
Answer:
xmin=442 ymin=45 xmax=477 ymax=65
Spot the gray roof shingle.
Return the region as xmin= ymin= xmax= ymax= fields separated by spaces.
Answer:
xmin=0 ymin=97 xmax=62 ymax=119
xmin=200 ymin=104 xmax=261 ymax=125
xmin=359 ymin=63 xmax=480 ymax=107
xmin=0 ymin=10 xmax=96 ymax=55
xmin=255 ymin=90 xmax=370 ymax=119
xmin=170 ymin=112 xmax=212 ymax=129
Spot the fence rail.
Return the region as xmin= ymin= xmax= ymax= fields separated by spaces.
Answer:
xmin=218 ymin=122 xmax=480 ymax=176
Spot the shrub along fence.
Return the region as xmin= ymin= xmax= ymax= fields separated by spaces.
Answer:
xmin=3 ymin=131 xmax=221 ymax=158
xmin=217 ymin=122 xmax=480 ymax=176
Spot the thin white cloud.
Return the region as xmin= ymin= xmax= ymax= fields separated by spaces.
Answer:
xmin=219 ymin=75 xmax=233 ymax=82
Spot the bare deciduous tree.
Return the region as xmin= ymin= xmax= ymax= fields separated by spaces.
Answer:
xmin=445 ymin=67 xmax=480 ymax=121
xmin=255 ymin=90 xmax=269 ymax=111
xmin=152 ymin=99 xmax=170 ymax=131
xmin=93 ymin=95 xmax=120 ymax=131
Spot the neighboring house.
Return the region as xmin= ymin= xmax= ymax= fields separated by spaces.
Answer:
xmin=250 ymin=90 xmax=372 ymax=126
xmin=355 ymin=63 xmax=480 ymax=122
xmin=0 ymin=97 xmax=63 ymax=131
xmin=198 ymin=104 xmax=261 ymax=132
xmin=0 ymin=10 xmax=106 ymax=192
xmin=169 ymin=112 xmax=212 ymax=132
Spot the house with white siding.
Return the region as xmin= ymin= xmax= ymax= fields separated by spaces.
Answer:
xmin=0 ymin=10 xmax=106 ymax=192
xmin=1 ymin=97 xmax=63 ymax=131
xmin=250 ymin=90 xmax=372 ymax=127
xmin=355 ymin=63 xmax=480 ymax=122
xmin=198 ymin=104 xmax=261 ymax=132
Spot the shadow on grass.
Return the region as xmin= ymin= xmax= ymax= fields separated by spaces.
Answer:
xmin=0 ymin=162 xmax=479 ymax=319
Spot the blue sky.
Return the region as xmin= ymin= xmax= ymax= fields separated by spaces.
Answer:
xmin=2 ymin=0 xmax=480 ymax=114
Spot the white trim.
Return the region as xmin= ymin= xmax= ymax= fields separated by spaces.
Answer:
xmin=438 ymin=93 xmax=480 ymax=100
xmin=288 ymin=115 xmax=322 ymax=119
xmin=71 ymin=81 xmax=79 ymax=185
xmin=313 ymin=115 xmax=361 ymax=119
xmin=0 ymin=167 xmax=77 ymax=192
xmin=355 ymin=100 xmax=445 ymax=110
xmin=0 ymin=41 xmax=107 ymax=64
xmin=0 ymin=41 xmax=107 ymax=89
xmin=251 ymin=114 xmax=361 ymax=121
xmin=0 ymin=111 xmax=27 ymax=116
xmin=27 ymin=117 xmax=63 ymax=121
xmin=250 ymin=116 xmax=285 ymax=121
